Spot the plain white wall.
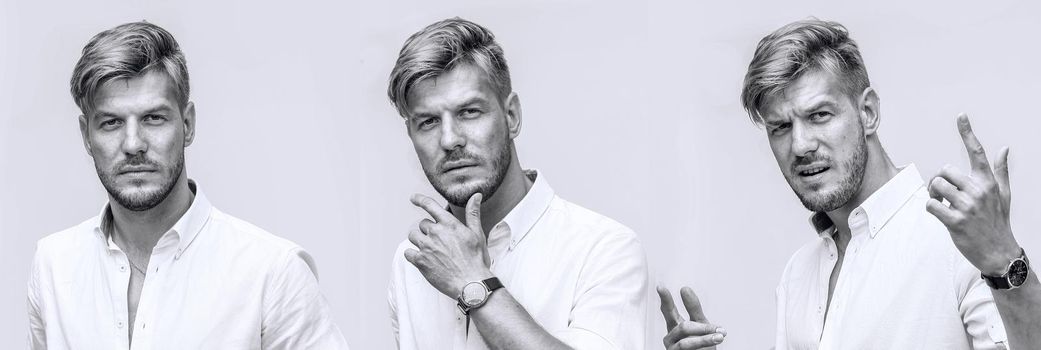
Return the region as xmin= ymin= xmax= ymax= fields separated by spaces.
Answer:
xmin=2 ymin=0 xmax=1039 ymax=349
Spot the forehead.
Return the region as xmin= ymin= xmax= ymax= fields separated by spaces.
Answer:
xmin=760 ymin=69 xmax=851 ymax=120
xmin=405 ymin=64 xmax=498 ymax=115
xmin=92 ymin=70 xmax=180 ymax=116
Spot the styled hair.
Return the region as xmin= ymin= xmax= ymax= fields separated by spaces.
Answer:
xmin=740 ymin=18 xmax=870 ymax=124
xmin=70 ymin=21 xmax=189 ymax=114
xmin=387 ymin=17 xmax=511 ymax=117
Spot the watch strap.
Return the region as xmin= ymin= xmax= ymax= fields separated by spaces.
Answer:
xmin=483 ymin=277 xmax=503 ymax=292
xmin=982 ymin=248 xmax=1029 ymax=290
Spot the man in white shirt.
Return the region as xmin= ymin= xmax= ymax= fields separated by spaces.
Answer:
xmin=657 ymin=18 xmax=1041 ymax=349
xmin=27 ymin=21 xmax=349 ymax=349
xmin=385 ymin=18 xmax=649 ymax=350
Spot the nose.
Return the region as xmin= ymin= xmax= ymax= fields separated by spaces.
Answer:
xmin=439 ymin=116 xmax=465 ymax=150
xmin=120 ymin=119 xmax=148 ymax=155
xmin=790 ymin=121 xmax=819 ymax=157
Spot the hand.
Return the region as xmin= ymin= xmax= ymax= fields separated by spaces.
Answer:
xmin=657 ymin=285 xmax=726 ymax=349
xmin=404 ymin=193 xmax=493 ymax=298
xmin=926 ymin=114 xmax=1021 ymax=276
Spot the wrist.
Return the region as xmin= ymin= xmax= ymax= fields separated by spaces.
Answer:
xmin=981 ymin=243 xmax=1023 ymax=276
xmin=452 ymin=268 xmax=495 ymax=296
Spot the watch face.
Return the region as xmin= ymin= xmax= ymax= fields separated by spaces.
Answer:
xmin=1009 ymin=259 xmax=1029 ymax=287
xmin=462 ymin=282 xmax=489 ymax=306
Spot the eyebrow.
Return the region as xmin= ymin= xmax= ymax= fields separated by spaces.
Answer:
xmin=800 ymin=100 xmax=839 ymax=115
xmin=93 ymin=105 xmax=175 ymax=120
xmin=408 ymin=96 xmax=490 ymax=121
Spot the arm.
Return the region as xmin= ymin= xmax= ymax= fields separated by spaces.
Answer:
xmin=404 ymin=193 xmax=571 ymax=350
xmin=261 ymin=248 xmax=350 ymax=350
xmin=927 ymin=114 xmax=1041 ymax=349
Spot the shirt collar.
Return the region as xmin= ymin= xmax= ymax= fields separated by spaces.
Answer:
xmin=488 ymin=169 xmax=555 ymax=253
xmin=93 ymin=180 xmax=213 ymax=259
xmin=809 ymin=164 xmax=924 ymax=239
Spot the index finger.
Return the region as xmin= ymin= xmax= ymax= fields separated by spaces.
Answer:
xmin=656 ymin=285 xmax=683 ymax=331
xmin=410 ymin=194 xmax=456 ymax=223
xmin=956 ymin=114 xmax=991 ymax=174
xmin=681 ymin=286 xmax=709 ymax=322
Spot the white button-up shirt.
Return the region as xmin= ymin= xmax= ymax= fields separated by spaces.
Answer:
xmin=389 ymin=171 xmax=649 ymax=350
xmin=28 ymin=182 xmax=348 ymax=350
xmin=775 ymin=165 xmax=1009 ymax=349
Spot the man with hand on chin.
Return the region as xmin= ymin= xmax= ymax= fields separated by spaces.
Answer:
xmin=387 ymin=18 xmax=649 ymax=350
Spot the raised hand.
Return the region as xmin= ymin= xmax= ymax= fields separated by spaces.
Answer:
xmin=657 ymin=285 xmax=726 ymax=349
xmin=404 ymin=193 xmax=494 ymax=297
xmin=926 ymin=113 xmax=1021 ymax=275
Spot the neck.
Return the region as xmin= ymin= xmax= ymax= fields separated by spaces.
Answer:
xmin=825 ymin=139 xmax=897 ymax=248
xmin=110 ymin=175 xmax=194 ymax=255
xmin=450 ymin=149 xmax=532 ymax=235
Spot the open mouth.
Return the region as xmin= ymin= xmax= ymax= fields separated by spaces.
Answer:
xmin=797 ymin=166 xmax=830 ymax=177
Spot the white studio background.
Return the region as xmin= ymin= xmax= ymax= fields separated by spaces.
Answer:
xmin=1 ymin=0 xmax=1039 ymax=349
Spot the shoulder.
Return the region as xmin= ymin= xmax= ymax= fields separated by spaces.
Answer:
xmin=547 ymin=196 xmax=640 ymax=242
xmin=34 ymin=217 xmax=99 ymax=264
xmin=207 ymin=208 xmax=305 ymax=254
xmin=206 ymin=209 xmax=318 ymax=276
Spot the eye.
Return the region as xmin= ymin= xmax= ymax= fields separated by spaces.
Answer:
xmin=143 ymin=114 xmax=167 ymax=125
xmin=459 ymin=108 xmax=482 ymax=118
xmin=417 ymin=117 xmax=440 ymax=130
xmin=808 ymin=111 xmax=832 ymax=122
xmin=99 ymin=118 xmax=123 ymax=130
xmin=770 ymin=122 xmax=791 ymax=135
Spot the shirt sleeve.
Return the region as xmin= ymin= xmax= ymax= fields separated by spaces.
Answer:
xmin=553 ymin=229 xmax=649 ymax=350
xmin=956 ymin=257 xmax=1010 ymax=350
xmin=260 ymin=247 xmax=350 ymax=350
xmin=388 ymin=249 xmax=400 ymax=348
xmin=27 ymin=245 xmax=46 ymax=350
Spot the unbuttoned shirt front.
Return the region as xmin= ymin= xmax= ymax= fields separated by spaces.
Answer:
xmin=775 ymin=165 xmax=1009 ymax=349
xmin=27 ymin=182 xmax=348 ymax=350
xmin=389 ymin=171 xmax=649 ymax=350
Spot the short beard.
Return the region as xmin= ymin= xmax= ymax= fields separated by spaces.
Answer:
xmin=426 ymin=142 xmax=513 ymax=207
xmin=97 ymin=152 xmax=184 ymax=212
xmin=795 ymin=133 xmax=868 ymax=213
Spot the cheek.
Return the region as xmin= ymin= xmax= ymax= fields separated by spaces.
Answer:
xmin=769 ymin=138 xmax=792 ymax=171
xmin=410 ymin=135 xmax=441 ymax=167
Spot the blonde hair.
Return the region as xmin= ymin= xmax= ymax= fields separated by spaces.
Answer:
xmin=740 ymin=18 xmax=870 ymax=124
xmin=71 ymin=21 xmax=189 ymax=114
xmin=387 ymin=17 xmax=511 ymax=117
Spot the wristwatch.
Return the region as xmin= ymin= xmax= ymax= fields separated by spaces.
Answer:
xmin=982 ymin=248 xmax=1030 ymax=290
xmin=456 ymin=277 xmax=503 ymax=315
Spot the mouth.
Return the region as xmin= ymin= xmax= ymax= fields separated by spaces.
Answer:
xmin=795 ymin=165 xmax=830 ymax=178
xmin=118 ymin=167 xmax=158 ymax=175
xmin=441 ymin=161 xmax=478 ymax=174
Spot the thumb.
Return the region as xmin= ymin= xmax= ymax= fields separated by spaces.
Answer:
xmin=466 ymin=192 xmax=484 ymax=235
xmin=994 ymin=146 xmax=1011 ymax=203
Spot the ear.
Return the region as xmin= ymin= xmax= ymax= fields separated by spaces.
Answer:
xmin=504 ymin=92 xmax=522 ymax=139
xmin=858 ymin=87 xmax=881 ymax=136
xmin=78 ymin=114 xmax=93 ymax=157
xmin=182 ymin=101 xmax=196 ymax=147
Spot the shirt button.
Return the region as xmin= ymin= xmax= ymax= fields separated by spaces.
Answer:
xmin=119 ymin=265 xmax=127 ymax=272
xmin=117 ymin=321 xmax=124 ymax=328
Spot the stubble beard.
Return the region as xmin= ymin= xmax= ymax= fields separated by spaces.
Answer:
xmin=426 ymin=141 xmax=513 ymax=207
xmin=792 ymin=134 xmax=868 ymax=213
xmin=97 ymin=152 xmax=184 ymax=212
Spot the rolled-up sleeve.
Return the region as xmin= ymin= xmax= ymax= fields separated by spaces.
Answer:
xmin=555 ymin=230 xmax=649 ymax=350
xmin=261 ymin=247 xmax=350 ymax=350
xmin=956 ymin=258 xmax=1009 ymax=350
xmin=28 ymin=245 xmax=46 ymax=350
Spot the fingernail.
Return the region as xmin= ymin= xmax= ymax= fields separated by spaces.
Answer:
xmin=716 ymin=327 xmax=727 ymax=336
xmin=713 ymin=334 xmax=724 ymax=343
